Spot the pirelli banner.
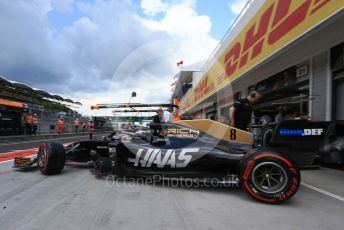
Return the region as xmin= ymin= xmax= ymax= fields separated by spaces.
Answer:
xmin=180 ymin=0 xmax=344 ymax=113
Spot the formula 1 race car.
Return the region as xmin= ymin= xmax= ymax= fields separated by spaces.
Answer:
xmin=14 ymin=119 xmax=306 ymax=204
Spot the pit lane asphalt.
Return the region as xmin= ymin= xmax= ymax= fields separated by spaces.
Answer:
xmin=0 ymin=133 xmax=108 ymax=153
xmin=0 ymin=139 xmax=343 ymax=230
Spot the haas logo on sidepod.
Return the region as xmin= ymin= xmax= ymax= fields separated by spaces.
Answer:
xmin=129 ymin=148 xmax=199 ymax=168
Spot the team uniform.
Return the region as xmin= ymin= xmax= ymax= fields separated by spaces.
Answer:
xmin=232 ymin=99 xmax=252 ymax=131
xmin=32 ymin=115 xmax=39 ymax=135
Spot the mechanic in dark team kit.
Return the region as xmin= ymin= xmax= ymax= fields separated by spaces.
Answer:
xmin=87 ymin=120 xmax=94 ymax=139
xmin=24 ymin=113 xmax=33 ymax=135
xmin=150 ymin=109 xmax=163 ymax=136
xmin=229 ymin=91 xmax=262 ymax=131
xmin=32 ymin=114 xmax=39 ymax=135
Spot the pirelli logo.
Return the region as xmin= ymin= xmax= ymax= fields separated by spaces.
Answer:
xmin=180 ymin=0 xmax=344 ymax=112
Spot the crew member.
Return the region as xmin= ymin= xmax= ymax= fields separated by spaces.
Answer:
xmin=82 ymin=122 xmax=86 ymax=133
xmin=32 ymin=114 xmax=39 ymax=135
xmin=275 ymin=107 xmax=286 ymax=123
xmin=172 ymin=112 xmax=181 ymax=122
xmin=229 ymin=91 xmax=262 ymax=131
xmin=150 ymin=109 xmax=163 ymax=136
xmin=57 ymin=118 xmax=64 ymax=134
xmin=163 ymin=109 xmax=172 ymax=123
xmin=24 ymin=114 xmax=32 ymax=135
xmin=74 ymin=118 xmax=80 ymax=133
xmin=87 ymin=119 xmax=94 ymax=139
xmin=155 ymin=109 xmax=164 ymax=123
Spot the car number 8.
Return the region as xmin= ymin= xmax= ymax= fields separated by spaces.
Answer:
xmin=230 ymin=129 xmax=236 ymax=140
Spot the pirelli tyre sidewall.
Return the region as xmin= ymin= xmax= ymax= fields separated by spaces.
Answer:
xmin=240 ymin=149 xmax=300 ymax=203
xmin=38 ymin=141 xmax=66 ymax=175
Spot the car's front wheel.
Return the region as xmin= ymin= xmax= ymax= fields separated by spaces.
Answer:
xmin=240 ymin=149 xmax=300 ymax=203
xmin=37 ymin=141 xmax=66 ymax=175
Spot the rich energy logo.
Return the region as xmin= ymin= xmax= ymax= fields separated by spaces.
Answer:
xmin=167 ymin=128 xmax=200 ymax=138
xmin=279 ymin=128 xmax=323 ymax=136
xmin=129 ymin=148 xmax=199 ymax=168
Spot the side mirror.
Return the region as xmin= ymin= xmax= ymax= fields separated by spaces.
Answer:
xmin=131 ymin=92 xmax=137 ymax=97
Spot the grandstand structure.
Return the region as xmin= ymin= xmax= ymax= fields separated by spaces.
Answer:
xmin=0 ymin=75 xmax=82 ymax=136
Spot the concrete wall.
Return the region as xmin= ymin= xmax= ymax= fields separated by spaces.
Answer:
xmin=35 ymin=120 xmax=79 ymax=134
xmin=310 ymin=51 xmax=329 ymax=121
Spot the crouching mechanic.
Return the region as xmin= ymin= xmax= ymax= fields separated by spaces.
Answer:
xmin=229 ymin=91 xmax=262 ymax=131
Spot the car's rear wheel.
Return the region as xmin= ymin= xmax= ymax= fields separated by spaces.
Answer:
xmin=240 ymin=149 xmax=300 ymax=203
xmin=37 ymin=141 xmax=66 ymax=175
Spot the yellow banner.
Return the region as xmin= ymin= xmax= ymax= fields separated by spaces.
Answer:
xmin=180 ymin=0 xmax=344 ymax=113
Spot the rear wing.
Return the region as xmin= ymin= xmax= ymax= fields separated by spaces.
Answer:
xmin=91 ymin=103 xmax=178 ymax=110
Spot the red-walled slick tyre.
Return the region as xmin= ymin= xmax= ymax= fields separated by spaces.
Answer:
xmin=37 ymin=141 xmax=66 ymax=175
xmin=240 ymin=149 xmax=300 ymax=203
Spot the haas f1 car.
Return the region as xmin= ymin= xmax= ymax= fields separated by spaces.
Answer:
xmin=18 ymin=119 xmax=338 ymax=204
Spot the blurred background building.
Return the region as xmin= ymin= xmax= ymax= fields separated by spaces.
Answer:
xmin=0 ymin=75 xmax=82 ymax=135
xmin=171 ymin=0 xmax=344 ymax=136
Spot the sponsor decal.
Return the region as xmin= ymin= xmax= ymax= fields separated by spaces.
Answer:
xmin=180 ymin=0 xmax=344 ymax=113
xmin=129 ymin=148 xmax=199 ymax=168
xmin=97 ymin=146 xmax=108 ymax=149
xmin=167 ymin=128 xmax=200 ymax=137
xmin=279 ymin=128 xmax=323 ymax=136
xmin=109 ymin=148 xmax=116 ymax=153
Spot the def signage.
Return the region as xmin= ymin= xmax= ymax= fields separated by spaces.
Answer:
xmin=279 ymin=128 xmax=324 ymax=136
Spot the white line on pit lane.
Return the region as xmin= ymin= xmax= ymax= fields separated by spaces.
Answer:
xmin=301 ymin=182 xmax=344 ymax=202
xmin=6 ymin=148 xmax=38 ymax=153
xmin=0 ymin=134 xmax=103 ymax=146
